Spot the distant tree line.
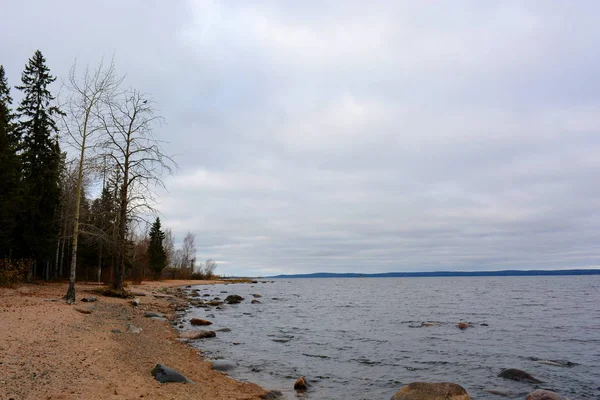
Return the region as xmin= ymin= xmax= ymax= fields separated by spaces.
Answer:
xmin=0 ymin=50 xmax=217 ymax=296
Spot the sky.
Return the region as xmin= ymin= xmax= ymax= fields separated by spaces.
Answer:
xmin=2 ymin=1 xmax=600 ymax=276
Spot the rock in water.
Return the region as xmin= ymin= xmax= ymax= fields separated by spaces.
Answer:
xmin=211 ymin=360 xmax=236 ymax=372
xmin=151 ymin=364 xmax=194 ymax=384
xmin=178 ymin=330 xmax=216 ymax=339
xmin=456 ymin=322 xmax=471 ymax=330
xmin=225 ymin=295 xmax=244 ymax=304
xmin=260 ymin=390 xmax=283 ymax=399
xmin=390 ymin=382 xmax=470 ymax=400
xmin=526 ymin=389 xmax=566 ymax=400
xmin=294 ymin=376 xmax=308 ymax=392
xmin=498 ymin=368 xmax=543 ymax=383
xmin=251 ymin=299 xmax=262 ymax=304
xmin=190 ymin=318 xmax=213 ymax=326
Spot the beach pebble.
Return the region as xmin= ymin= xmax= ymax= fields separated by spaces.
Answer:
xmin=211 ymin=360 xmax=236 ymax=372
xmin=526 ymin=389 xmax=566 ymax=400
xmin=391 ymin=382 xmax=470 ymax=400
xmin=151 ymin=364 xmax=194 ymax=384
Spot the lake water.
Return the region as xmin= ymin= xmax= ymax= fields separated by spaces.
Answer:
xmin=179 ymin=277 xmax=600 ymax=399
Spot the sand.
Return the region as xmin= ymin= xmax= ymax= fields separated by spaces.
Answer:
xmin=0 ymin=280 xmax=269 ymax=400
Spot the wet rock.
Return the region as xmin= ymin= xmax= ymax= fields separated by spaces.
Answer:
xmin=260 ymin=390 xmax=284 ymax=399
xmin=220 ymin=291 xmax=228 ymax=293
xmin=487 ymin=389 xmax=518 ymax=397
xmin=179 ymin=330 xmax=216 ymax=339
xmin=294 ymin=376 xmax=308 ymax=392
xmin=526 ymin=389 xmax=566 ymax=400
xmin=252 ymin=293 xmax=262 ymax=298
xmin=74 ymin=307 xmax=92 ymax=314
xmin=272 ymin=338 xmax=290 ymax=343
xmin=81 ymin=296 xmax=97 ymax=302
xmin=211 ymin=360 xmax=236 ymax=372
xmin=216 ymin=328 xmax=231 ymax=332
xmin=456 ymin=322 xmax=472 ymax=330
xmin=151 ymin=364 xmax=194 ymax=384
xmin=480 ymin=323 xmax=489 ymax=326
xmin=529 ymin=357 xmax=578 ymax=368
xmin=213 ymin=297 xmax=221 ymax=301
xmin=126 ymin=324 xmax=142 ymax=334
xmin=251 ymin=300 xmax=262 ymax=304
xmin=498 ymin=368 xmax=543 ymax=383
xmin=409 ymin=322 xmax=440 ymax=328
xmin=203 ymin=293 xmax=211 ymax=297
xmin=144 ymin=311 xmax=165 ymax=318
xmin=225 ymin=295 xmax=244 ymax=304
xmin=207 ymin=300 xmax=224 ymax=306
xmin=251 ymin=280 xmax=258 ymax=283
xmin=131 ymin=298 xmax=140 ymax=306
xmin=391 ymin=382 xmax=470 ymax=400
xmin=190 ymin=318 xmax=213 ymax=326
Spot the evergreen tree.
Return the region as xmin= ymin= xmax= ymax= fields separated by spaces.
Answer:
xmin=15 ymin=50 xmax=64 ymax=268
xmin=0 ymin=65 xmax=20 ymax=258
xmin=147 ymin=217 xmax=166 ymax=280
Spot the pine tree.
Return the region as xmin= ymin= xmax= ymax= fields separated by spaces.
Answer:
xmin=147 ymin=217 xmax=166 ymax=280
xmin=0 ymin=65 xmax=21 ymax=258
xmin=15 ymin=50 xmax=64 ymax=270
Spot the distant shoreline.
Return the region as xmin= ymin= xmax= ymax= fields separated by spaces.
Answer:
xmin=267 ymin=269 xmax=600 ymax=279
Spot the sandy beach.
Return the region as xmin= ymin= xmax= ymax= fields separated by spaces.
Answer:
xmin=0 ymin=280 xmax=269 ymax=400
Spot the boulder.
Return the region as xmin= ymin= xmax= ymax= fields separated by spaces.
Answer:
xmin=294 ymin=376 xmax=308 ymax=392
xmin=179 ymin=330 xmax=216 ymax=339
xmin=526 ymin=389 xmax=566 ymax=400
xmin=391 ymin=382 xmax=470 ymax=400
xmin=190 ymin=318 xmax=213 ymax=326
xmin=151 ymin=364 xmax=193 ymax=384
xmin=498 ymin=368 xmax=543 ymax=383
xmin=251 ymin=299 xmax=262 ymax=304
xmin=211 ymin=360 xmax=236 ymax=372
xmin=126 ymin=324 xmax=142 ymax=334
xmin=225 ymin=295 xmax=244 ymax=304
xmin=131 ymin=298 xmax=140 ymax=306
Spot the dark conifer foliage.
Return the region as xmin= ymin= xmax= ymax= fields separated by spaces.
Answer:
xmin=0 ymin=65 xmax=21 ymax=258
xmin=15 ymin=50 xmax=64 ymax=265
xmin=148 ymin=217 xmax=166 ymax=280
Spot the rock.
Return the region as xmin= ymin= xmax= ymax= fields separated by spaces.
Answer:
xmin=213 ymin=297 xmax=221 ymax=301
xmin=225 ymin=295 xmax=244 ymax=304
xmin=190 ymin=318 xmax=213 ymax=326
xmin=294 ymin=376 xmax=308 ymax=392
xmin=81 ymin=296 xmax=97 ymax=302
xmin=126 ymin=324 xmax=142 ymax=334
xmin=206 ymin=313 xmax=215 ymax=318
xmin=179 ymin=330 xmax=216 ymax=339
xmin=260 ymin=390 xmax=284 ymax=399
xmin=526 ymin=389 xmax=566 ymax=400
xmin=390 ymin=382 xmax=470 ymax=400
xmin=211 ymin=360 xmax=236 ymax=372
xmin=216 ymin=328 xmax=231 ymax=332
xmin=251 ymin=299 xmax=262 ymax=304
xmin=207 ymin=300 xmax=224 ymax=306
xmin=130 ymin=291 xmax=146 ymax=296
xmin=144 ymin=311 xmax=165 ymax=318
xmin=131 ymin=298 xmax=140 ymax=306
xmin=487 ymin=389 xmax=515 ymax=397
xmin=457 ymin=322 xmax=471 ymax=330
xmin=480 ymin=323 xmax=489 ymax=326
xmin=498 ymin=368 xmax=543 ymax=383
xmin=252 ymin=293 xmax=262 ymax=298
xmin=251 ymin=280 xmax=258 ymax=283
xmin=220 ymin=291 xmax=228 ymax=293
xmin=203 ymin=293 xmax=211 ymax=297
xmin=151 ymin=364 xmax=194 ymax=384
xmin=111 ymin=329 xmax=122 ymax=334
xmin=74 ymin=307 xmax=92 ymax=314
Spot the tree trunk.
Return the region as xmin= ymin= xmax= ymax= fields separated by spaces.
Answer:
xmin=113 ymin=135 xmax=130 ymax=293
xmin=97 ymin=245 xmax=102 ymax=283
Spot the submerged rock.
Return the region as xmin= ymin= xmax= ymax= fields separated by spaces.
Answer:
xmin=252 ymin=293 xmax=262 ymax=298
xmin=294 ymin=376 xmax=308 ymax=392
xmin=216 ymin=327 xmax=232 ymax=332
xmin=251 ymin=299 xmax=262 ymax=304
xmin=151 ymin=364 xmax=194 ymax=384
xmin=190 ymin=318 xmax=213 ymax=326
xmin=526 ymin=389 xmax=566 ymax=400
xmin=225 ymin=295 xmax=244 ymax=304
xmin=498 ymin=368 xmax=543 ymax=383
xmin=211 ymin=360 xmax=236 ymax=372
xmin=391 ymin=382 xmax=470 ymax=400
xmin=260 ymin=390 xmax=284 ymax=399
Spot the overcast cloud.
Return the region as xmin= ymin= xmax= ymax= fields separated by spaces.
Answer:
xmin=3 ymin=1 xmax=600 ymax=276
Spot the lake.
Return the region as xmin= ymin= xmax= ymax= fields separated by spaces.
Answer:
xmin=179 ymin=277 xmax=600 ymax=399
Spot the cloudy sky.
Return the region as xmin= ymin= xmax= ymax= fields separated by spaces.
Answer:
xmin=2 ymin=1 xmax=600 ymax=276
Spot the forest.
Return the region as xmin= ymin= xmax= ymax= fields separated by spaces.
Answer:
xmin=0 ymin=51 xmax=214 ymax=300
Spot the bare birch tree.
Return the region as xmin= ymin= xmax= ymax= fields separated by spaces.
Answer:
xmin=62 ymin=59 xmax=122 ymax=303
xmin=99 ymin=89 xmax=175 ymax=292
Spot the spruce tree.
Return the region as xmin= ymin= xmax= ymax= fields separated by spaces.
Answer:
xmin=147 ymin=217 xmax=166 ymax=280
xmin=15 ymin=50 xmax=64 ymax=270
xmin=0 ymin=65 xmax=20 ymax=258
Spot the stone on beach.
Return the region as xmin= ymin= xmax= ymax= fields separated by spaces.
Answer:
xmin=225 ymin=295 xmax=244 ymax=304
xmin=190 ymin=318 xmax=213 ymax=326
xmin=151 ymin=363 xmax=194 ymax=384
xmin=526 ymin=389 xmax=566 ymax=400
xmin=390 ymin=382 xmax=470 ymax=400
xmin=498 ymin=368 xmax=543 ymax=383
xmin=126 ymin=324 xmax=142 ymax=334
xmin=81 ymin=296 xmax=97 ymax=302
xmin=131 ymin=298 xmax=140 ymax=306
xmin=179 ymin=330 xmax=216 ymax=339
xmin=144 ymin=311 xmax=165 ymax=318
xmin=74 ymin=306 xmax=92 ymax=314
xmin=294 ymin=376 xmax=308 ymax=392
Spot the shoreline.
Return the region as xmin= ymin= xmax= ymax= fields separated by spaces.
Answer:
xmin=0 ymin=280 xmax=271 ymax=400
